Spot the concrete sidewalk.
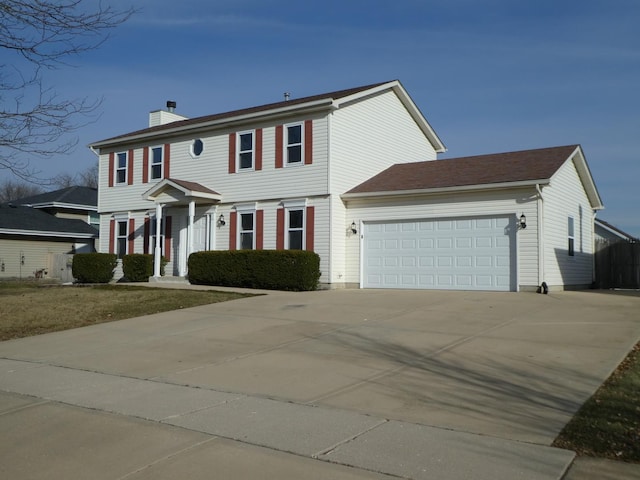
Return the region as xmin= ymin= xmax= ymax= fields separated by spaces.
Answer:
xmin=1 ymin=287 xmax=640 ymax=479
xmin=0 ymin=361 xmax=573 ymax=480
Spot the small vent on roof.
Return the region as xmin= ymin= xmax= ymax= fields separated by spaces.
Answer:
xmin=284 ymin=92 xmax=290 ymax=101
xmin=166 ymin=100 xmax=177 ymax=113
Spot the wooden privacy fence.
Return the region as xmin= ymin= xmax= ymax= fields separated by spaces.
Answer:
xmin=595 ymin=240 xmax=640 ymax=289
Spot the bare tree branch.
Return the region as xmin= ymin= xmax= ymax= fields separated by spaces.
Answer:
xmin=0 ymin=0 xmax=134 ymax=180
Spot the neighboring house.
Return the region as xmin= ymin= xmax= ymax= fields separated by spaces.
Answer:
xmin=16 ymin=186 xmax=99 ymax=229
xmin=90 ymin=80 xmax=603 ymax=291
xmin=594 ymin=218 xmax=638 ymax=245
xmin=0 ymin=203 xmax=98 ymax=280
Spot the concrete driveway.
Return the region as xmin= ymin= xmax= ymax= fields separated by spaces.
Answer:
xmin=1 ymin=288 xmax=639 ymax=479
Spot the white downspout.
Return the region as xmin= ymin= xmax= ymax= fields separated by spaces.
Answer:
xmin=154 ymin=203 xmax=164 ymax=277
xmin=536 ymin=184 xmax=545 ymax=287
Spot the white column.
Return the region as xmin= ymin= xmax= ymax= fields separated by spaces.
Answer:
xmin=154 ymin=203 xmax=163 ymax=277
xmin=188 ymin=200 xmax=195 ymax=267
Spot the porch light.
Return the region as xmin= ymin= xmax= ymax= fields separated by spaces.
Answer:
xmin=350 ymin=221 xmax=358 ymax=234
xmin=519 ymin=214 xmax=527 ymax=229
xmin=217 ymin=214 xmax=226 ymax=227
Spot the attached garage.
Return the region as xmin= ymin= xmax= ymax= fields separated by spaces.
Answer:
xmin=363 ymin=216 xmax=516 ymax=291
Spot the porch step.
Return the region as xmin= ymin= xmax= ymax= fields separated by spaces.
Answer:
xmin=149 ymin=276 xmax=190 ymax=285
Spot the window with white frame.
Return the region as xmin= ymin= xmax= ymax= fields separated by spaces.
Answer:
xmin=116 ymin=220 xmax=128 ymax=258
xmin=287 ymin=208 xmax=304 ymax=249
xmin=238 ymin=131 xmax=254 ymax=170
xmin=286 ymin=123 xmax=303 ymax=165
xmin=568 ymin=216 xmax=575 ymax=256
xmin=239 ymin=212 xmax=255 ymax=249
xmin=148 ymin=217 xmax=165 ymax=255
xmin=116 ymin=152 xmax=128 ymax=184
xmin=150 ymin=146 xmax=163 ymax=180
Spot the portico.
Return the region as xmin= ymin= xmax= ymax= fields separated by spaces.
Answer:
xmin=143 ymin=178 xmax=221 ymax=277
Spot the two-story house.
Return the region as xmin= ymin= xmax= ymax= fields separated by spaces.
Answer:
xmin=90 ymin=80 xmax=603 ymax=291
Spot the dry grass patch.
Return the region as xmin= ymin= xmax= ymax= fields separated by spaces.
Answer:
xmin=0 ymin=282 xmax=252 ymax=341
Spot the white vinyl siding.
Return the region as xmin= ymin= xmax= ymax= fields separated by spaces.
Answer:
xmin=542 ymin=159 xmax=595 ymax=288
xmin=330 ymin=89 xmax=437 ymax=195
xmin=0 ymin=238 xmax=81 ymax=279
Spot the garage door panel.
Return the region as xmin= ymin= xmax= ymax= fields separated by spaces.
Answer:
xmin=363 ymin=216 xmax=515 ymax=291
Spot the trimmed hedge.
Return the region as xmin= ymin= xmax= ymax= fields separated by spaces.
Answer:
xmin=122 ymin=254 xmax=168 ymax=282
xmin=188 ymin=250 xmax=321 ymax=291
xmin=72 ymin=253 xmax=117 ymax=284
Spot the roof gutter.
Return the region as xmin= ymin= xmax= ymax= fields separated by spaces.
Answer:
xmin=0 ymin=228 xmax=97 ymax=238
xmin=341 ymin=179 xmax=551 ymax=201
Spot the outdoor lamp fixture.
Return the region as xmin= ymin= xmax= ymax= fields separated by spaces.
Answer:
xmin=217 ymin=214 xmax=226 ymax=227
xmin=350 ymin=221 xmax=358 ymax=234
xmin=519 ymin=213 xmax=527 ymax=229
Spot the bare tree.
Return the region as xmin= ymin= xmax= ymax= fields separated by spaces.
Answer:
xmin=51 ymin=161 xmax=98 ymax=189
xmin=0 ymin=179 xmax=43 ymax=203
xmin=0 ymin=0 xmax=134 ymax=180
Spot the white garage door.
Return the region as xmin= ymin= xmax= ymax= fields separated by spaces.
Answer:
xmin=363 ymin=216 xmax=515 ymax=291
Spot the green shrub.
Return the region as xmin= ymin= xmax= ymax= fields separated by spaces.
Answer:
xmin=72 ymin=253 xmax=117 ymax=284
xmin=122 ymin=254 xmax=168 ymax=281
xmin=188 ymin=250 xmax=321 ymax=291
xmin=122 ymin=254 xmax=153 ymax=282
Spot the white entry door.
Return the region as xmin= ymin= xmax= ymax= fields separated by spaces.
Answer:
xmin=363 ymin=216 xmax=516 ymax=291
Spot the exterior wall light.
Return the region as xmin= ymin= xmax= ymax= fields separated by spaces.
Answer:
xmin=350 ymin=221 xmax=358 ymax=234
xmin=217 ymin=214 xmax=226 ymax=227
xmin=519 ymin=213 xmax=527 ymax=229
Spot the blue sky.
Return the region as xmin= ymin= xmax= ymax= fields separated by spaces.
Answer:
xmin=5 ymin=0 xmax=640 ymax=236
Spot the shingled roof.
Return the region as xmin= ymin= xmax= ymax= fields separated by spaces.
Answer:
xmin=14 ymin=186 xmax=97 ymax=209
xmin=94 ymin=81 xmax=392 ymax=145
xmin=0 ymin=205 xmax=98 ymax=237
xmin=345 ymin=145 xmax=582 ymax=196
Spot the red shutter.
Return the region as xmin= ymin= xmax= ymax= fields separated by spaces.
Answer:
xmin=143 ymin=217 xmax=150 ymax=253
xmin=275 ymin=125 xmax=283 ymax=169
xmin=108 ymin=152 xmax=114 ymax=187
xmin=276 ymin=208 xmax=285 ymax=249
xmin=142 ymin=147 xmax=149 ymax=184
xmin=229 ymin=211 xmax=237 ymax=250
xmin=255 ymin=128 xmax=263 ymax=171
xmin=305 ymin=206 xmax=315 ymax=251
xmin=128 ymin=218 xmax=135 ymax=254
xmin=304 ymin=120 xmax=313 ymax=165
xmin=164 ymin=144 xmax=171 ymax=179
xmin=256 ymin=210 xmax=264 ymax=250
xmin=228 ymin=133 xmax=236 ymax=174
xmin=164 ymin=216 xmax=172 ymax=261
xmin=127 ymin=149 xmax=134 ymax=185
xmin=109 ymin=219 xmax=115 ymax=253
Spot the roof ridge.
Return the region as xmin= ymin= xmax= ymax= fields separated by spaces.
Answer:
xmin=93 ymin=80 xmax=397 ymax=144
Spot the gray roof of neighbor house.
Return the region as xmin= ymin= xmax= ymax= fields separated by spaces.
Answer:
xmin=595 ymin=218 xmax=638 ymax=241
xmin=14 ymin=186 xmax=97 ymax=209
xmin=344 ymin=145 xmax=603 ymax=209
xmin=0 ymin=204 xmax=98 ymax=237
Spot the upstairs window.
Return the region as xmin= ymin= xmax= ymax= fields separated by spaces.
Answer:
xmin=116 ymin=152 xmax=128 ymax=184
xmin=238 ymin=131 xmax=254 ymax=170
xmin=191 ymin=139 xmax=204 ymax=157
xmin=568 ymin=216 xmax=575 ymax=256
xmin=150 ymin=146 xmax=163 ymax=180
xmin=286 ymin=124 xmax=303 ymax=165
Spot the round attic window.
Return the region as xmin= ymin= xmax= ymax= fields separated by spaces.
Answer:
xmin=191 ymin=139 xmax=204 ymax=157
